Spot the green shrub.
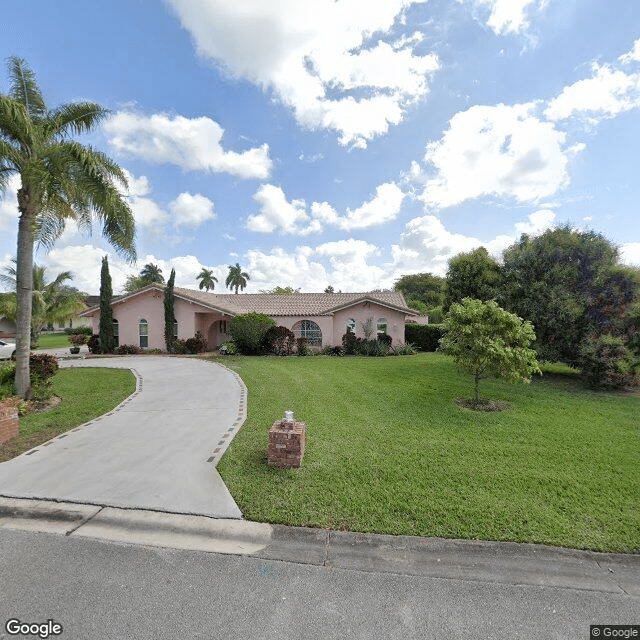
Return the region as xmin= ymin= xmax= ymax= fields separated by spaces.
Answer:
xmin=296 ymin=338 xmax=312 ymax=356
xmin=377 ymin=333 xmax=392 ymax=349
xmin=29 ymin=354 xmax=59 ymax=380
xmin=116 ymin=344 xmax=142 ymax=355
xmin=64 ymin=326 xmax=93 ymax=336
xmin=87 ymin=334 xmax=101 ymax=354
xmin=219 ymin=340 xmax=238 ymax=355
xmin=261 ymin=326 xmax=295 ymax=355
xmin=185 ymin=333 xmax=208 ymax=354
xmin=173 ymin=339 xmax=188 ymax=354
xmin=358 ymin=339 xmax=388 ymax=357
xmin=580 ymin=334 xmax=639 ymax=390
xmin=229 ymin=313 xmax=276 ymax=355
xmin=342 ymin=332 xmax=359 ymax=355
xmin=405 ymin=324 xmax=444 ymax=351
xmin=391 ymin=343 xmax=417 ymax=355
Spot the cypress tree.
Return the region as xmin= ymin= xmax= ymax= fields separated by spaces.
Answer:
xmin=164 ymin=268 xmax=176 ymax=353
xmin=99 ymin=256 xmax=115 ymax=353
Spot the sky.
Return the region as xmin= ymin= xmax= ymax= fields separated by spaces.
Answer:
xmin=1 ymin=0 xmax=639 ymax=295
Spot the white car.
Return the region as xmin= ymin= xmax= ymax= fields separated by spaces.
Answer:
xmin=0 ymin=339 xmax=16 ymax=360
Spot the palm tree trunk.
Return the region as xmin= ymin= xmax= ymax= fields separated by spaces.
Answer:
xmin=15 ymin=188 xmax=34 ymax=398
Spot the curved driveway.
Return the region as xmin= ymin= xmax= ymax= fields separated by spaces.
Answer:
xmin=0 ymin=357 xmax=246 ymax=518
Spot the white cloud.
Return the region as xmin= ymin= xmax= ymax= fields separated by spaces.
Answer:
xmin=104 ymin=111 xmax=272 ymax=179
xmin=0 ymin=175 xmax=20 ymax=232
xmin=463 ymin=0 xmax=545 ymax=35
xmin=315 ymin=239 xmax=386 ymax=290
xmin=247 ymin=182 xmax=404 ymax=235
xmin=247 ymin=184 xmax=322 ymax=236
xmin=246 ymin=246 xmax=328 ymax=291
xmin=420 ymin=103 xmax=575 ymax=208
xmin=619 ymin=38 xmax=640 ymax=65
xmin=169 ymin=193 xmax=216 ymax=227
xmin=339 ymin=183 xmax=405 ymax=231
xmin=166 ymin=0 xmax=439 ymax=148
xmin=389 ymin=209 xmax=556 ymax=276
xmin=620 ymin=242 xmax=640 ymax=267
xmin=544 ymin=62 xmax=640 ymax=122
xmin=44 ymin=246 xmax=225 ymax=295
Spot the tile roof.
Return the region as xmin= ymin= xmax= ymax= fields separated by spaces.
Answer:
xmin=82 ymin=285 xmax=413 ymax=317
xmin=173 ymin=287 xmax=413 ymax=316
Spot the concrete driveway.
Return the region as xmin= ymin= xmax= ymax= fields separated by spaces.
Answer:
xmin=0 ymin=357 xmax=246 ymax=518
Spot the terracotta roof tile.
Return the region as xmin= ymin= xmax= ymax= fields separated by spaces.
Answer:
xmin=173 ymin=288 xmax=412 ymax=316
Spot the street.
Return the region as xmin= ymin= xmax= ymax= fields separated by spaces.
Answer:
xmin=1 ymin=528 xmax=635 ymax=640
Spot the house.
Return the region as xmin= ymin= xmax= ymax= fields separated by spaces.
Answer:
xmin=81 ymin=285 xmax=417 ymax=350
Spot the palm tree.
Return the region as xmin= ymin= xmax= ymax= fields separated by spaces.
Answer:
xmin=139 ymin=263 xmax=164 ymax=286
xmin=0 ymin=261 xmax=85 ymax=345
xmin=197 ymin=268 xmax=218 ymax=292
xmin=225 ymin=263 xmax=250 ymax=294
xmin=0 ymin=57 xmax=136 ymax=397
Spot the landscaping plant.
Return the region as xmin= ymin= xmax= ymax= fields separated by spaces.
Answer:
xmin=439 ymin=298 xmax=541 ymax=406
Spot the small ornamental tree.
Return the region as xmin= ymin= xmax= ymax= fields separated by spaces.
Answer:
xmin=164 ymin=268 xmax=176 ymax=353
xmin=439 ymin=298 xmax=541 ymax=404
xmin=99 ymin=256 xmax=115 ymax=353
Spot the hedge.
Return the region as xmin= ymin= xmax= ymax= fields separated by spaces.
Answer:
xmin=404 ymin=324 xmax=444 ymax=352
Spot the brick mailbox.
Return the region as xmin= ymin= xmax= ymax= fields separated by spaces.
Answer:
xmin=267 ymin=412 xmax=306 ymax=468
xmin=0 ymin=399 xmax=19 ymax=445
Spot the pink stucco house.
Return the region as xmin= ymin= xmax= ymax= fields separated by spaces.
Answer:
xmin=81 ymin=285 xmax=416 ymax=350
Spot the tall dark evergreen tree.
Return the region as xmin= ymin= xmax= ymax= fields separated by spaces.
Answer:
xmin=99 ymin=256 xmax=115 ymax=353
xmin=164 ymin=268 xmax=176 ymax=353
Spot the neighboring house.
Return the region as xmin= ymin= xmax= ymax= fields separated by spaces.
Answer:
xmin=81 ymin=285 xmax=417 ymax=350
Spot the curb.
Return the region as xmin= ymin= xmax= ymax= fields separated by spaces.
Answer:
xmin=1 ymin=496 xmax=638 ymax=596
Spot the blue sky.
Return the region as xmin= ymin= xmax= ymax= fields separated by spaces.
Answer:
xmin=1 ymin=0 xmax=639 ymax=294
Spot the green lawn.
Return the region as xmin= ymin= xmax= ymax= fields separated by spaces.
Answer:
xmin=215 ymin=353 xmax=639 ymax=552
xmin=35 ymin=333 xmax=73 ymax=350
xmin=0 ymin=367 xmax=135 ymax=462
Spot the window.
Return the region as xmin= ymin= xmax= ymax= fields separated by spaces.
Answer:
xmin=219 ymin=320 xmax=228 ymax=334
xmin=376 ymin=317 xmax=388 ymax=336
xmin=139 ymin=319 xmax=148 ymax=348
xmin=346 ymin=318 xmax=356 ymax=334
xmin=173 ymin=321 xmax=178 ymax=338
xmin=113 ymin=319 xmax=119 ymax=348
xmin=292 ymin=319 xmax=322 ymax=346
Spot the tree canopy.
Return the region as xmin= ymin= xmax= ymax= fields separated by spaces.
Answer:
xmin=444 ymin=247 xmax=502 ymax=311
xmin=226 ymin=263 xmax=250 ymax=294
xmin=0 ymin=57 xmax=135 ymax=396
xmin=123 ymin=263 xmax=164 ymax=293
xmin=197 ymin=268 xmax=218 ymax=292
xmin=439 ymin=298 xmax=541 ymax=404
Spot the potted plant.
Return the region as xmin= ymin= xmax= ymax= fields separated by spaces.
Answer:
xmin=68 ymin=333 xmax=87 ymax=354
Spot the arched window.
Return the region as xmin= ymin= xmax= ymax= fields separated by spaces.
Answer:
xmin=113 ymin=318 xmax=119 ymax=348
xmin=139 ymin=319 xmax=148 ymax=348
xmin=376 ymin=317 xmax=388 ymax=336
xmin=346 ymin=318 xmax=356 ymax=334
xmin=292 ymin=319 xmax=322 ymax=346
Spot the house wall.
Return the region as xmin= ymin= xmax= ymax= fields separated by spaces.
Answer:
xmin=332 ymin=303 xmax=406 ymax=345
xmin=271 ymin=303 xmax=406 ymax=347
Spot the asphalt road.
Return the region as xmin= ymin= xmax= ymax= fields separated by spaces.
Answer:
xmin=1 ymin=528 xmax=636 ymax=640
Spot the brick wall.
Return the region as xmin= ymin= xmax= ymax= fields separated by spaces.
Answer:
xmin=267 ymin=419 xmax=306 ymax=468
xmin=0 ymin=399 xmax=19 ymax=445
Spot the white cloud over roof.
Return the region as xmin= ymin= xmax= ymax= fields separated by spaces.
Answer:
xmin=166 ymin=0 xmax=439 ymax=148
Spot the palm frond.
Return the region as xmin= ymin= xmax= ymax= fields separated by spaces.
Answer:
xmin=7 ymin=57 xmax=45 ymax=117
xmin=45 ymin=103 xmax=110 ymax=139
xmin=0 ymin=95 xmax=37 ymax=153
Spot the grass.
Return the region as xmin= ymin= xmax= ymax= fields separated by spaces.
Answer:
xmin=214 ymin=353 xmax=639 ymax=552
xmin=0 ymin=367 xmax=136 ymax=462
xmin=35 ymin=332 xmax=73 ymax=350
